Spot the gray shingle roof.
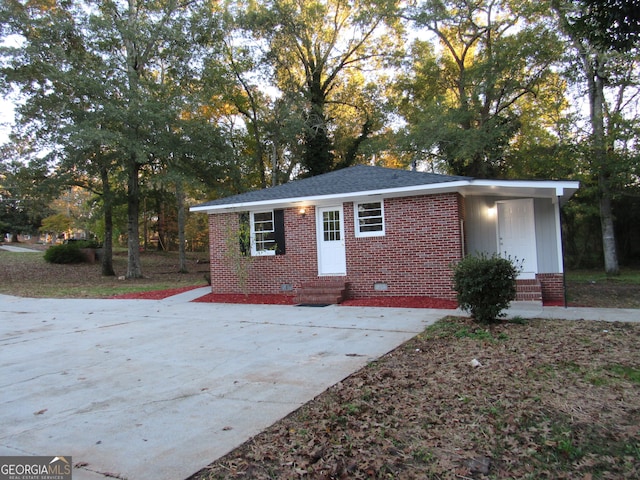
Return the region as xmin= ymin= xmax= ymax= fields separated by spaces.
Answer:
xmin=194 ymin=164 xmax=470 ymax=208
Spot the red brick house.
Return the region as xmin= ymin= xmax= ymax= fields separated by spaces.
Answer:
xmin=190 ymin=165 xmax=579 ymax=305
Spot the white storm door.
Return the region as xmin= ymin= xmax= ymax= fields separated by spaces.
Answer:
xmin=497 ymin=199 xmax=538 ymax=279
xmin=317 ymin=205 xmax=347 ymax=276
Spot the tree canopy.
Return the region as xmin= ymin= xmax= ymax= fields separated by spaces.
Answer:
xmin=569 ymin=0 xmax=640 ymax=51
xmin=399 ymin=0 xmax=563 ymax=177
xmin=244 ymin=0 xmax=403 ymax=175
xmin=0 ymin=0 xmax=231 ymax=276
xmin=1 ymin=0 xmax=639 ymax=272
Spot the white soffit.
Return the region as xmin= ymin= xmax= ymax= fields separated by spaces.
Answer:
xmin=462 ymin=179 xmax=580 ymax=203
xmin=190 ymin=179 xmax=580 ymax=214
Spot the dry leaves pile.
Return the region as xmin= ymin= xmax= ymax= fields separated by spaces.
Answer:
xmin=194 ymin=317 xmax=640 ymax=480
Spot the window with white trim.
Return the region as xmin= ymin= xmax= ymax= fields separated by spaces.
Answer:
xmin=250 ymin=210 xmax=277 ymax=255
xmin=354 ymin=200 xmax=385 ymax=237
xmin=240 ymin=210 xmax=286 ymax=256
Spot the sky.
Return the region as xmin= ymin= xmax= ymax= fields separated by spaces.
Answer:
xmin=1 ymin=35 xmax=22 ymax=147
xmin=1 ymin=98 xmax=14 ymax=145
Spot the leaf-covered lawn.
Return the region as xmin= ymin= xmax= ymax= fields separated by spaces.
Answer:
xmin=0 ymin=248 xmax=209 ymax=298
xmin=192 ymin=317 xmax=640 ymax=480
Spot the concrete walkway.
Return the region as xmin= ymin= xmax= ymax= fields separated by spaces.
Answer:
xmin=0 ymin=290 xmax=637 ymax=480
xmin=0 ymin=244 xmax=42 ymax=253
xmin=506 ymin=301 xmax=639 ymax=323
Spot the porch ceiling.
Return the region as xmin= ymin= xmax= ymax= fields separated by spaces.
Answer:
xmin=460 ymin=180 xmax=580 ymax=205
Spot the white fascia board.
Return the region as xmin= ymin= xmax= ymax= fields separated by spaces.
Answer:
xmin=189 ymin=180 xmax=470 ymax=214
xmin=189 ymin=178 xmax=580 ymax=214
xmin=468 ymin=179 xmax=579 ymax=194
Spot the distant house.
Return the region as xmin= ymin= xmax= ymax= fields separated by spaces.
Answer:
xmin=190 ymin=165 xmax=579 ymax=305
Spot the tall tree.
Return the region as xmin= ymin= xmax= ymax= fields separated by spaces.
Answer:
xmin=553 ymin=0 xmax=640 ymax=274
xmin=402 ymin=0 xmax=562 ymax=177
xmin=217 ymin=32 xmax=273 ymax=188
xmin=1 ymin=0 xmax=126 ymax=273
xmin=0 ymin=0 xmax=225 ymax=277
xmin=97 ymin=0 xmax=202 ymax=278
xmin=246 ymin=0 xmax=403 ymax=176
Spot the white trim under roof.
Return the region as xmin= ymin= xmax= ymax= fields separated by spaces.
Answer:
xmin=190 ymin=179 xmax=580 ymax=214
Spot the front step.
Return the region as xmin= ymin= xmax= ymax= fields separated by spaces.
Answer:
xmin=516 ymin=279 xmax=542 ymax=302
xmin=295 ymin=280 xmax=348 ymax=305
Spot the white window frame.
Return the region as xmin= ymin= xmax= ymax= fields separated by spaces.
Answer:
xmin=250 ymin=210 xmax=276 ymax=256
xmin=354 ymin=200 xmax=385 ymax=238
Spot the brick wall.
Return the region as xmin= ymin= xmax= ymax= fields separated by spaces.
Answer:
xmin=208 ymin=193 xmax=464 ymax=300
xmin=208 ymin=208 xmax=317 ymax=295
xmin=344 ymin=194 xmax=463 ymax=299
xmin=537 ymin=273 xmax=565 ymax=303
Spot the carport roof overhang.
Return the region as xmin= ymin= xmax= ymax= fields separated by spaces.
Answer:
xmin=190 ymin=179 xmax=580 ymax=214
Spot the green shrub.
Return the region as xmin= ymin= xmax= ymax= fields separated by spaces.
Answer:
xmin=452 ymin=253 xmax=520 ymax=323
xmin=44 ymin=243 xmax=85 ymax=264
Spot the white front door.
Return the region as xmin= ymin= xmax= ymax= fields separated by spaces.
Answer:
xmin=316 ymin=205 xmax=347 ymax=276
xmin=497 ymin=199 xmax=538 ymax=279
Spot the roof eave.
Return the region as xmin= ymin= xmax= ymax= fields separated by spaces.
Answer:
xmin=189 ymin=179 xmax=580 ymax=214
xmin=462 ymin=179 xmax=580 ymax=205
xmin=189 ymin=181 xmax=469 ymax=214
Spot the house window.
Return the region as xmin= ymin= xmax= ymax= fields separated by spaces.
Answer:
xmin=323 ymin=210 xmax=341 ymax=241
xmin=240 ymin=210 xmax=286 ymax=256
xmin=251 ymin=211 xmax=276 ymax=255
xmin=355 ymin=201 xmax=385 ymax=237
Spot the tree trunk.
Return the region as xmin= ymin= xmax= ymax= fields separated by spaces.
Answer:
xmin=156 ymin=193 xmax=166 ymax=251
xmin=100 ymin=165 xmax=115 ymax=277
xmin=303 ymin=80 xmax=333 ymax=175
xmin=338 ymin=117 xmax=372 ymax=170
xmin=176 ymin=179 xmax=187 ymax=273
xmin=126 ymin=157 xmax=143 ymax=278
xmin=553 ymin=0 xmax=621 ymax=275
xmin=271 ymin=140 xmax=278 ymax=187
xmin=599 ymin=182 xmax=619 ymax=274
xmin=588 ymin=55 xmax=620 ymax=275
xmin=143 ymin=197 xmax=148 ymax=251
xmin=123 ymin=0 xmax=143 ymax=279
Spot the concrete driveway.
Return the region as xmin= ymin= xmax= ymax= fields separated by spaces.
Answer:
xmin=0 ymin=289 xmax=452 ymax=480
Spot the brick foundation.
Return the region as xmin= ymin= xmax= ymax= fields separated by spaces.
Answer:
xmin=537 ymin=273 xmax=565 ymax=304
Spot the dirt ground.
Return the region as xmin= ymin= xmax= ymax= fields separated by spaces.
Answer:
xmin=567 ymin=281 xmax=640 ymax=309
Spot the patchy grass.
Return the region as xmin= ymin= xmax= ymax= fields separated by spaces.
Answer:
xmin=191 ymin=317 xmax=640 ymax=480
xmin=567 ymin=269 xmax=640 ymax=284
xmin=565 ymin=269 xmax=640 ymax=308
xmin=0 ymin=247 xmax=209 ymax=298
